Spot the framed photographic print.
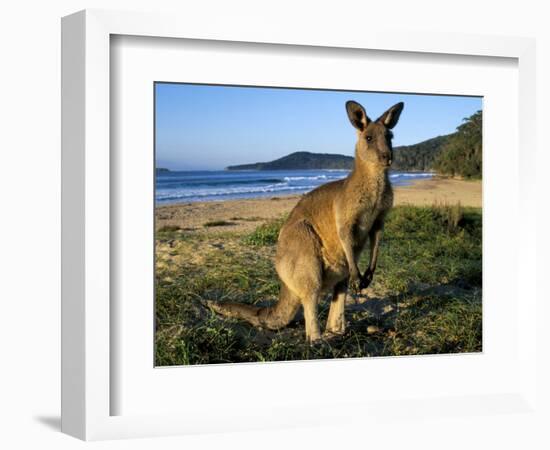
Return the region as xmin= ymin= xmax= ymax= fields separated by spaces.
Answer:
xmin=61 ymin=9 xmax=537 ymax=441
xmin=153 ymin=82 xmax=483 ymax=364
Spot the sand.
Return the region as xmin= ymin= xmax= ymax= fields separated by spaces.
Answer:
xmin=155 ymin=177 xmax=482 ymax=234
xmin=394 ymin=177 xmax=481 ymax=207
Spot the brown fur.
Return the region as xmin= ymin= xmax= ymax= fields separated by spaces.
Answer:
xmin=206 ymin=100 xmax=404 ymax=342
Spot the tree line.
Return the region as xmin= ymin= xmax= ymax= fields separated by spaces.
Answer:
xmin=393 ymin=110 xmax=482 ymax=178
xmin=432 ymin=110 xmax=482 ymax=178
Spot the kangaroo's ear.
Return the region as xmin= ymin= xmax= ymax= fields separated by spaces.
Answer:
xmin=377 ymin=102 xmax=404 ymax=129
xmin=346 ymin=101 xmax=371 ymax=131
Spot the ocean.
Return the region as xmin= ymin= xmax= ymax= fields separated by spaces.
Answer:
xmin=155 ymin=169 xmax=433 ymax=205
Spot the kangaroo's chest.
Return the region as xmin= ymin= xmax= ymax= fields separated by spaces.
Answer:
xmin=354 ymin=207 xmax=380 ymax=247
xmin=356 ymin=210 xmax=376 ymax=234
xmin=356 ymin=182 xmax=392 ymax=233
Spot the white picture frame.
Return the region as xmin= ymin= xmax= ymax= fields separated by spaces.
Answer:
xmin=61 ymin=9 xmax=537 ymax=441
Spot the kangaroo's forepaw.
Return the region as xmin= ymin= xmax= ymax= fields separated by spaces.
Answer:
xmin=349 ymin=276 xmax=361 ymax=294
xmin=359 ymin=268 xmax=373 ymax=290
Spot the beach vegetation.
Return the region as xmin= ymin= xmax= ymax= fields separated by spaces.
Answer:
xmin=203 ymin=220 xmax=234 ymax=227
xmin=242 ymin=216 xmax=287 ymax=246
xmin=158 ymin=224 xmax=181 ymax=232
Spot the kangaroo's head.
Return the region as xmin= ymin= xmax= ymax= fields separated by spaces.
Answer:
xmin=345 ymin=100 xmax=404 ymax=169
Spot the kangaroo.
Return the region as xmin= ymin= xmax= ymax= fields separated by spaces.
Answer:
xmin=206 ymin=100 xmax=404 ymax=342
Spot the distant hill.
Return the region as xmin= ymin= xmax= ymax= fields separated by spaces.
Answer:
xmin=226 ymin=151 xmax=354 ymax=171
xmin=391 ymin=135 xmax=450 ymax=171
xmin=225 ymin=135 xmax=450 ymax=172
xmin=156 ymin=167 xmax=170 ymax=173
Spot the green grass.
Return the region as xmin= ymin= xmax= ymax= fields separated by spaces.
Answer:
xmin=242 ymin=216 xmax=287 ymax=246
xmin=155 ymin=204 xmax=482 ymax=365
xmin=158 ymin=224 xmax=181 ymax=232
xmin=203 ymin=220 xmax=234 ymax=228
xmin=229 ymin=216 xmax=263 ymax=222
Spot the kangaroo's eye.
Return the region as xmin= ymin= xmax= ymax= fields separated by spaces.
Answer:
xmin=366 ymin=136 xmax=373 ymax=142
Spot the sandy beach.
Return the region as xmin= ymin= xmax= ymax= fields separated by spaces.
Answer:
xmin=155 ymin=177 xmax=482 ymax=233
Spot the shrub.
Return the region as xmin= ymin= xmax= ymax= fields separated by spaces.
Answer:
xmin=158 ymin=224 xmax=181 ymax=232
xmin=432 ymin=201 xmax=464 ymax=234
xmin=203 ymin=220 xmax=233 ymax=227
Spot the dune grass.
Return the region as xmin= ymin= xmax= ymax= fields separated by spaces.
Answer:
xmin=203 ymin=220 xmax=234 ymax=228
xmin=155 ymin=203 xmax=482 ymax=365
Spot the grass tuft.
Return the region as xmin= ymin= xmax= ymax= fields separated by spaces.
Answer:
xmin=203 ymin=220 xmax=234 ymax=228
xmin=433 ymin=201 xmax=464 ymax=234
xmin=242 ymin=216 xmax=287 ymax=246
xmin=229 ymin=216 xmax=263 ymax=222
xmin=158 ymin=224 xmax=181 ymax=232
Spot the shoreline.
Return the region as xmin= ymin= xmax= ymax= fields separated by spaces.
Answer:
xmin=155 ymin=177 xmax=482 ymax=233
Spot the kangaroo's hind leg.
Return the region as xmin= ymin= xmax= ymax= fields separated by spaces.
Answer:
xmin=301 ymin=291 xmax=322 ymax=343
xmin=276 ymin=220 xmax=323 ymax=343
xmin=325 ymin=279 xmax=347 ymax=336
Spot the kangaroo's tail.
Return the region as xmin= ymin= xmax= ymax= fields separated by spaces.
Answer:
xmin=205 ymin=284 xmax=300 ymax=330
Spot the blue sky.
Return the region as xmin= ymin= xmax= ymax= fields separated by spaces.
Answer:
xmin=155 ymin=83 xmax=482 ymax=170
